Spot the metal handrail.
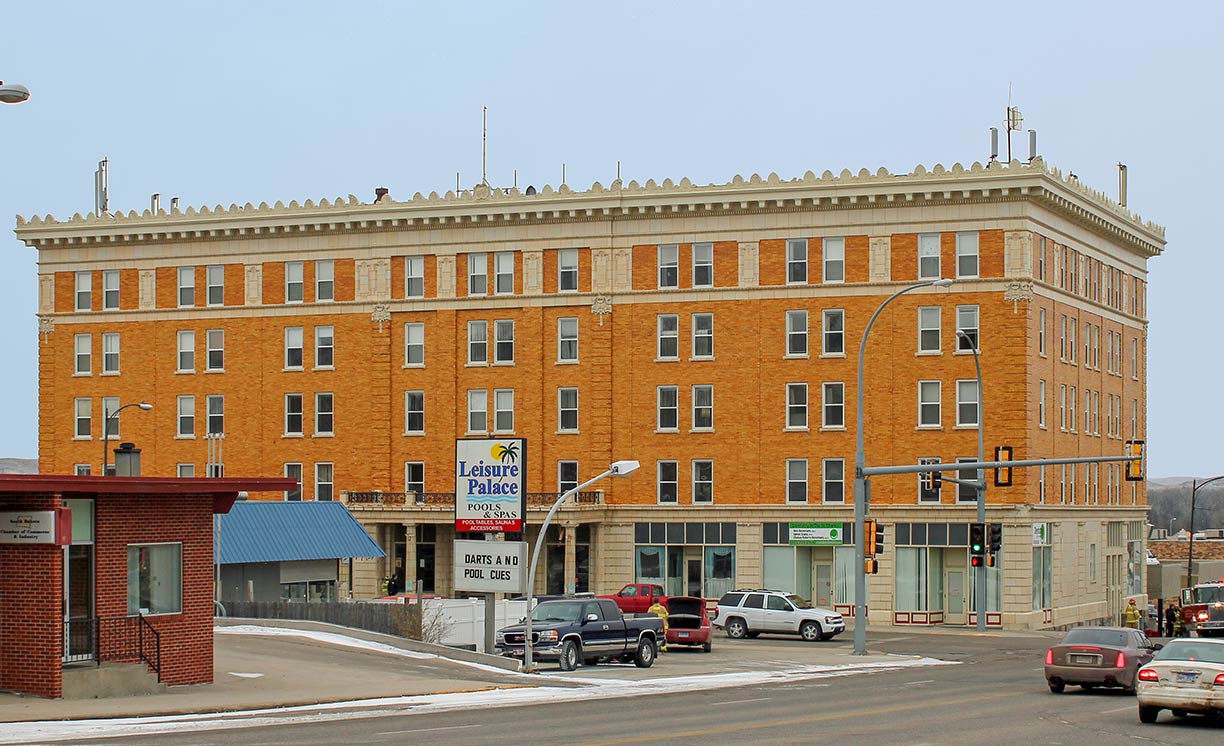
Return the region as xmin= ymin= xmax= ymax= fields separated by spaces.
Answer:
xmin=137 ymin=614 xmax=161 ymax=682
xmin=61 ymin=615 xmax=161 ymax=682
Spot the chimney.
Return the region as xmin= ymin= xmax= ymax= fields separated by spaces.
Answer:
xmin=114 ymin=442 xmax=142 ymax=476
xmin=374 ymin=187 xmax=390 ymax=203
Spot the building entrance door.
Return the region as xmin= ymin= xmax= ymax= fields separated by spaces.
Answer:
xmin=686 ymin=559 xmax=702 ymax=597
xmin=416 ymin=543 xmax=435 ymax=594
xmin=945 ymin=569 xmax=966 ymax=625
xmin=814 ymin=564 xmax=833 ymax=608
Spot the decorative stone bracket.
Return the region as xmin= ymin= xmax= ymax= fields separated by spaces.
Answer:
xmin=371 ymin=303 xmax=391 ymax=333
xmin=591 ymin=295 xmax=613 ymax=325
xmin=1003 ymin=281 xmax=1034 ymax=313
xmin=38 ymin=315 xmax=54 ymax=342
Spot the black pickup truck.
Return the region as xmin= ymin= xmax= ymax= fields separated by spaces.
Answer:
xmin=495 ymin=598 xmax=663 ymax=670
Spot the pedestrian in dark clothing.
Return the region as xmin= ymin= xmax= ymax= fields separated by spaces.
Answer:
xmin=387 ymin=575 xmax=399 ymax=596
xmin=1165 ymin=603 xmax=1179 ymax=637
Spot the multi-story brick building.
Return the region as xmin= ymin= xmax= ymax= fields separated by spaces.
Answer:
xmin=16 ymin=158 xmax=1163 ymax=629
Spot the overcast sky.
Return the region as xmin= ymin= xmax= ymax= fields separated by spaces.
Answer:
xmin=2 ymin=1 xmax=1218 ymax=477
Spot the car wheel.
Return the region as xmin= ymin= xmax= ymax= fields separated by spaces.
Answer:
xmin=1048 ymin=681 xmax=1065 ymax=694
xmin=559 ymin=640 xmax=581 ymax=671
xmin=800 ymin=621 xmax=823 ymax=642
xmin=634 ymin=638 xmax=657 ymax=668
xmin=726 ymin=617 xmax=748 ymax=639
xmin=1138 ymin=705 xmax=1160 ymax=724
xmin=702 ymin=642 xmax=712 ymax=653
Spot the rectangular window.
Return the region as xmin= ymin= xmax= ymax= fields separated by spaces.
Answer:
xmin=206 ymin=329 xmax=224 ymax=371
xmin=957 ymin=458 xmax=978 ymax=503
xmin=1068 ymin=319 xmax=1076 ymax=363
xmin=405 ymin=256 xmax=425 ymax=298
xmin=822 ymin=237 xmax=845 ymax=283
xmin=176 ymin=464 xmax=194 ymax=478
xmin=100 ymin=332 xmax=120 ymax=374
xmin=918 ymin=457 xmax=942 ymax=502
xmin=494 ymin=252 xmax=514 ymax=295
xmin=692 ymin=313 xmax=714 ymax=359
xmin=786 ymin=459 xmax=808 ymax=503
xmin=468 ymin=320 xmax=488 ymax=364
xmin=558 ymin=317 xmax=579 ymax=362
xmin=657 ymin=461 xmax=678 ymax=504
xmin=315 ymin=463 xmax=334 ymax=501
xmin=558 ymin=387 xmax=579 ymax=432
xmin=955 ymin=232 xmax=979 ymax=278
xmin=692 ymin=384 xmax=714 ymax=430
xmin=692 ymin=460 xmax=713 ymax=503
xmin=918 ymin=307 xmax=940 ymax=353
xmin=1059 ymin=384 xmax=1067 ymax=430
xmin=1038 ymin=308 xmax=1046 ymax=356
xmin=822 ymin=309 xmax=844 ymax=355
xmin=956 ymin=379 xmax=980 ymax=427
xmin=177 ymin=330 xmax=194 ymax=372
xmin=207 ymin=395 xmax=224 ymax=434
xmin=558 ymin=249 xmax=579 ymax=292
xmin=1069 ymin=387 xmax=1077 ymax=432
xmin=494 ymin=320 xmax=515 ymax=363
xmin=558 ymin=461 xmax=579 ymax=494
xmin=918 ymin=233 xmax=941 ymax=279
xmin=75 ymin=398 xmax=91 ymax=438
xmin=176 ymin=267 xmax=194 ymax=307
xmin=74 ymin=334 xmax=91 ymax=375
xmin=494 ymin=389 xmax=514 ymax=433
xmin=103 ymin=397 xmax=119 ymax=438
xmin=285 ymin=394 xmax=304 ymax=435
xmin=404 ymin=323 xmax=424 ymax=366
xmin=77 ymin=271 xmax=93 ymax=311
xmin=315 ymin=393 xmax=334 ymax=435
xmin=657 ymin=314 xmax=679 ymax=359
xmin=786 ymin=239 xmax=808 ymax=284
xmin=1086 ymin=322 xmax=1092 ymax=368
xmin=918 ymin=381 xmax=941 ymax=427
xmin=467 ymin=390 xmax=487 ymax=433
xmin=658 ymin=244 xmax=679 ymax=288
xmin=285 ymin=327 xmax=304 ymax=369
xmin=1039 ymin=379 xmax=1046 ymax=428
xmin=206 ymin=265 xmax=224 ymax=306
xmin=177 ymin=395 xmax=195 ymax=437
xmin=404 ymin=390 xmax=424 ymax=433
xmin=657 ymin=386 xmax=679 ymax=430
xmin=126 ymin=543 xmax=181 ymax=615
xmin=786 ymin=310 xmax=808 ymax=356
xmin=468 ymin=252 xmax=488 ymax=296
xmin=1131 ymin=338 xmax=1139 ymax=379
xmin=103 ymin=270 xmax=120 ymax=310
xmin=822 ymin=382 xmax=845 ymax=428
xmin=786 ymin=383 xmax=808 ymax=429
xmin=315 ymin=325 xmax=334 ymax=368
xmin=823 ymin=459 xmax=845 ymax=503
xmin=284 ymin=463 xmax=303 ymax=501
xmin=1060 ymin=315 xmax=1067 ymax=360
xmin=316 ymin=260 xmax=334 ymax=302
xmin=956 ymin=305 xmax=979 ymax=352
xmin=692 ymin=243 xmax=714 ymax=288
xmin=405 ymin=462 xmax=424 ymax=495
xmin=285 ymin=261 xmax=304 ymax=303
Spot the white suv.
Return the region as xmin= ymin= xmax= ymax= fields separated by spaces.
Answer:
xmin=713 ymin=589 xmax=844 ymax=642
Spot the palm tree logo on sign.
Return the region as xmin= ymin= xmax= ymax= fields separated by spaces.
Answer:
xmin=491 ymin=441 xmax=519 ymax=463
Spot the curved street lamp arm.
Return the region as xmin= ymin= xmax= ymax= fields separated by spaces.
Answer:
xmin=1187 ymin=474 xmax=1224 ymax=587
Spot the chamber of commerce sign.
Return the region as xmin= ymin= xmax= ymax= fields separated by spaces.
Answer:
xmin=455 ymin=438 xmax=527 ymax=532
xmin=0 ymin=510 xmax=62 ymax=545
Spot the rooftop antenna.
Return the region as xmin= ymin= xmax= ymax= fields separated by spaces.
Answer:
xmin=94 ymin=158 xmax=109 ymax=216
xmin=1028 ymin=129 xmax=1038 ymax=163
xmin=562 ymin=162 xmax=566 ymax=187
xmin=481 ymin=106 xmax=488 ymax=186
xmin=988 ymin=128 xmax=999 ymax=166
xmin=617 ymin=160 xmax=621 ymax=181
xmin=513 ymin=168 xmax=517 ymax=189
xmin=456 ymin=171 xmax=460 ymax=194
xmin=1004 ymin=84 xmax=1022 ymax=162
xmin=1118 ymin=163 xmax=1128 ymax=207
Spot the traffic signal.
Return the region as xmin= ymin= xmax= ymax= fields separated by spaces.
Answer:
xmin=993 ymin=446 xmax=1013 ymax=487
xmin=921 ymin=466 xmax=942 ymax=498
xmin=971 ymin=555 xmax=985 ymax=568
xmin=988 ymin=523 xmax=1002 ymax=555
xmin=865 ymin=558 xmax=879 ymax=575
xmin=874 ymin=520 xmax=886 ymax=556
xmin=864 ymin=518 xmax=878 ymax=557
xmin=970 ymin=522 xmax=986 ymax=564
xmin=1125 ymin=440 xmax=1145 ymax=482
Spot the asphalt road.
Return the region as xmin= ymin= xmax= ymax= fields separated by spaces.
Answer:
xmin=66 ymin=632 xmax=1224 ymax=745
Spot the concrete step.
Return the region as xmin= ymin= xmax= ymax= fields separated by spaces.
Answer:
xmin=62 ymin=662 xmax=165 ymax=699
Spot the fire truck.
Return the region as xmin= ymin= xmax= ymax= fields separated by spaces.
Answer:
xmin=1180 ymin=579 xmax=1224 ymax=637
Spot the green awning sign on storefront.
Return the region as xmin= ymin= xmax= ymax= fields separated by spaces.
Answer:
xmin=789 ymin=522 xmax=843 ymax=546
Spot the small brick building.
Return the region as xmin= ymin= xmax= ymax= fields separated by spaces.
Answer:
xmin=0 ymin=475 xmax=293 ymax=698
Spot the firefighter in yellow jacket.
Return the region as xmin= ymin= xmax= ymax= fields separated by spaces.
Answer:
xmin=648 ymin=598 xmax=669 ymax=652
xmin=1124 ymin=598 xmax=1142 ymax=630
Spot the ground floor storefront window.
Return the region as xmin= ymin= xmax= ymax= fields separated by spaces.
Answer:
xmin=634 ymin=521 xmax=736 ymax=598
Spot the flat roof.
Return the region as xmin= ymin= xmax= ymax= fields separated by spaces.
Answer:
xmin=0 ymin=474 xmax=298 ymax=514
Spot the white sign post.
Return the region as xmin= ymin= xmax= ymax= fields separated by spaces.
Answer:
xmin=453 ymin=539 xmax=528 ymax=594
xmin=455 ymin=438 xmax=526 ymax=533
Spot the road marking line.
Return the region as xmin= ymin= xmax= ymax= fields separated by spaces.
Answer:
xmin=377 ymin=724 xmax=482 ymax=736
xmin=1101 ymin=704 xmax=1136 ymax=714
xmin=710 ymin=697 xmax=772 ymax=706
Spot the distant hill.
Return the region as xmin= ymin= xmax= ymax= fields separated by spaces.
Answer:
xmin=0 ymin=458 xmax=37 ymax=474
xmin=1149 ymin=477 xmax=1224 ymax=533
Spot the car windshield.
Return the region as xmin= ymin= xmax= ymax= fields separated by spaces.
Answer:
xmin=1154 ymin=640 xmax=1224 ymax=665
xmin=1194 ymin=587 xmax=1224 ymax=604
xmin=1059 ymin=628 xmax=1129 ymax=647
xmin=534 ymin=601 xmax=583 ymax=623
xmin=786 ymin=595 xmax=814 ymax=609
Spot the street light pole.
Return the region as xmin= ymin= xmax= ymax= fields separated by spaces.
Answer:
xmin=522 ymin=460 xmax=639 ymax=672
xmin=1187 ymin=475 xmax=1224 ymax=588
xmin=101 ymin=401 xmax=152 ymax=476
xmin=957 ymin=329 xmax=987 ymax=632
xmin=0 ymin=81 xmax=31 ymax=104
xmin=853 ymin=278 xmax=953 ymax=656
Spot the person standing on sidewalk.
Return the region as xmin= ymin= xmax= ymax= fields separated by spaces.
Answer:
xmin=1124 ymin=598 xmax=1142 ymax=630
xmin=648 ymin=598 xmax=669 ymax=652
xmin=1165 ymin=602 xmax=1180 ymax=637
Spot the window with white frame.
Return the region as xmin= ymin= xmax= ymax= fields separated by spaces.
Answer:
xmin=285 ymin=327 xmax=304 ymax=369
xmin=956 ymin=379 xmax=980 ymax=427
xmin=786 ymin=310 xmax=808 ymax=356
xmin=1068 ymin=387 xmax=1077 ymax=432
xmin=1059 ymin=384 xmax=1067 ymax=430
xmin=956 ymin=305 xmax=979 ymax=352
xmin=316 ymin=260 xmax=334 ymax=302
xmin=918 ymin=233 xmax=941 ymax=279
xmin=1039 ymin=464 xmax=1046 ymax=504
xmin=692 ymin=384 xmax=713 ymax=430
xmin=822 ymin=382 xmax=845 ymax=428
xmin=693 ymin=243 xmax=714 ymax=288
xmin=177 ymin=330 xmax=194 ymax=373
xmin=558 ymin=387 xmax=579 ymax=432
xmin=315 ymin=463 xmax=334 ymax=501
xmin=494 ymin=320 xmax=514 ymax=363
xmin=494 ymin=389 xmax=514 ymax=433
xmin=206 ymin=265 xmax=224 ymax=306
xmin=103 ymin=270 xmax=120 ymax=310
xmin=657 ymin=386 xmax=679 ymax=430
xmin=657 ymin=314 xmax=679 ymax=359
xmin=74 ymin=398 xmax=91 ymax=438
xmin=822 ymin=237 xmax=845 ymax=283
xmin=558 ymin=317 xmax=578 ymax=362
xmin=468 ymin=253 xmax=488 ymax=296
xmin=315 ymin=393 xmax=333 ymax=435
xmin=405 ymin=391 xmax=424 ymax=433
xmin=468 ymin=320 xmax=488 ymax=364
xmin=1068 ymin=319 xmax=1076 ymax=363
xmin=786 ymin=239 xmax=808 ymax=284
xmin=207 ymin=394 xmax=224 ymax=435
xmin=1059 ymin=315 xmax=1067 ymax=360
xmin=206 ymin=329 xmax=224 ymax=371
xmin=786 ymin=458 xmax=808 ymax=503
xmin=74 ymin=334 xmax=91 ymax=375
xmin=657 ymin=461 xmax=678 ymax=504
xmin=175 ymin=267 xmax=194 ymax=308
xmin=494 ymin=252 xmax=514 ymax=295
xmin=1038 ymin=307 xmax=1047 ymax=356
xmin=405 ymin=256 xmax=425 ymax=298
xmin=918 ymin=381 xmax=941 ymax=427
xmin=955 ymin=232 xmax=979 ymax=278
xmin=177 ymin=395 xmax=195 ymax=437
xmin=658 ymin=244 xmax=679 ymax=289
xmin=176 ymin=464 xmax=194 ymax=478
xmin=918 ymin=457 xmax=941 ymax=502
xmin=467 ymin=389 xmax=488 ymax=433
xmin=126 ymin=543 xmax=181 ymax=615
xmin=77 ymin=271 xmax=93 ymax=311
xmin=285 ymin=261 xmax=304 ymax=303
xmin=1039 ymin=379 xmax=1046 ymax=428
xmin=1086 ymin=321 xmax=1093 ymax=368
xmin=1131 ymin=338 xmax=1139 ymax=379
xmin=558 ymin=249 xmax=579 ymax=292
xmin=315 ymin=326 xmax=334 ymax=368
xmin=918 ymin=307 xmax=940 ymax=353
xmin=285 ymin=394 xmax=304 ymax=435
xmin=956 ymin=458 xmax=978 ymax=502
xmin=102 ymin=333 xmax=120 ymax=374
xmin=405 ymin=462 xmax=424 ymax=495
xmin=823 ymin=459 xmax=845 ymax=503
xmin=102 ymin=397 xmax=119 ymax=438
xmin=558 ymin=461 xmax=579 ymax=493
xmin=692 ymin=313 xmax=714 ymax=359
xmin=822 ymin=309 xmax=844 ymax=355
xmin=1091 ymin=390 xmax=1098 ymax=436
xmin=404 ymin=323 xmax=424 ymax=366
xmin=786 ymin=383 xmax=808 ymax=429
xmin=692 ymin=460 xmax=713 ymax=503
xmin=284 ymin=463 xmax=303 ymax=501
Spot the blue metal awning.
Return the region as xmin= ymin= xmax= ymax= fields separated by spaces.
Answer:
xmin=215 ymin=501 xmax=384 ymax=564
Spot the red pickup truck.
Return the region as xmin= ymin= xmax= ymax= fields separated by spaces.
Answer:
xmin=599 ymin=583 xmax=667 ymax=614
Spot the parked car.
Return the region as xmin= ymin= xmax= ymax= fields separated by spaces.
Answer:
xmin=598 ymin=583 xmax=666 ymax=614
xmin=660 ymin=596 xmax=712 ymax=652
xmin=1044 ymin=626 xmax=1160 ymax=694
xmin=712 ymin=589 xmax=844 ymax=641
xmin=1136 ymin=638 xmax=1224 ymax=723
xmin=495 ymin=598 xmax=663 ymax=671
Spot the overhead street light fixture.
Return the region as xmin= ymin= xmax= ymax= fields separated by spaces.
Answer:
xmin=0 ymin=81 xmax=31 ymax=104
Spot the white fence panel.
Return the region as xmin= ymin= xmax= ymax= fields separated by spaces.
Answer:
xmin=421 ymin=598 xmax=529 ymax=652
